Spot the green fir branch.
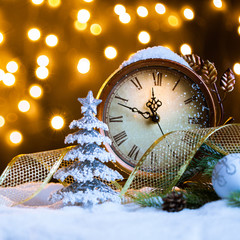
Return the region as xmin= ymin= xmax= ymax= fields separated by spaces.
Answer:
xmin=183 ymin=182 xmax=220 ymax=209
xmin=228 ymin=191 xmax=240 ymax=207
xmin=133 ymin=192 xmax=163 ymax=209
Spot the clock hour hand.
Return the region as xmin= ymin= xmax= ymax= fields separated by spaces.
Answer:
xmin=118 ymin=103 xmax=151 ymax=119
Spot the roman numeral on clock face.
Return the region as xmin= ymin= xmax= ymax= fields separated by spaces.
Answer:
xmin=184 ymin=95 xmax=196 ymax=105
xmin=114 ymin=94 xmax=128 ymax=102
xmin=113 ymin=131 xmax=128 ymax=146
xmin=109 ymin=116 xmax=123 ymax=122
xmin=152 ymin=72 xmax=162 ymax=86
xmin=131 ymin=77 xmax=142 ymax=90
xmin=127 ymin=145 xmax=140 ymax=160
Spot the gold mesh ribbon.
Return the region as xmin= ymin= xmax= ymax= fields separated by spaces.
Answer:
xmin=0 ymin=124 xmax=240 ymax=206
xmin=120 ymin=124 xmax=240 ymax=197
xmin=0 ymin=147 xmax=73 ymax=206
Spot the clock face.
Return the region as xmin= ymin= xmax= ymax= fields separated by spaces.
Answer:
xmin=98 ymin=60 xmax=216 ymax=173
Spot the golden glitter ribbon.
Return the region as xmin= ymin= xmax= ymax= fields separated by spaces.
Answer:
xmin=0 ymin=147 xmax=72 ymax=206
xmin=120 ymin=124 xmax=240 ymax=197
xmin=0 ymin=124 xmax=240 ymax=206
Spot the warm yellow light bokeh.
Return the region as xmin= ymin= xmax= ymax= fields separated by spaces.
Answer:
xmin=51 ymin=116 xmax=64 ymax=130
xmin=28 ymin=28 xmax=41 ymax=41
xmin=119 ymin=13 xmax=131 ymax=24
xmin=0 ymin=116 xmax=5 ymax=127
xmin=180 ymin=43 xmax=192 ymax=55
xmin=36 ymin=66 xmax=49 ymax=79
xmin=37 ymin=55 xmax=49 ymax=67
xmin=183 ymin=8 xmax=194 ymax=20
xmin=213 ymin=0 xmax=223 ymax=9
xmin=77 ymin=9 xmax=91 ymax=23
xmin=114 ymin=4 xmax=126 ymax=15
xmin=238 ymin=26 xmax=240 ymax=35
xmin=18 ymin=100 xmax=30 ymax=113
xmin=48 ymin=0 xmax=61 ymax=7
xmin=90 ymin=24 xmax=102 ymax=35
xmin=155 ymin=3 xmax=166 ymax=15
xmin=138 ymin=31 xmax=151 ymax=44
xmin=9 ymin=131 xmax=22 ymax=144
xmin=137 ymin=6 xmax=148 ymax=17
xmin=168 ymin=15 xmax=179 ymax=27
xmin=104 ymin=46 xmax=117 ymax=59
xmin=3 ymin=73 xmax=15 ymax=86
xmin=233 ymin=63 xmax=240 ymax=75
xmin=77 ymin=58 xmax=90 ymax=74
xmin=74 ymin=21 xmax=88 ymax=31
xmin=83 ymin=0 xmax=94 ymax=2
xmin=6 ymin=61 xmax=18 ymax=73
xmin=32 ymin=0 xmax=44 ymax=5
xmin=0 ymin=32 xmax=4 ymax=44
xmin=45 ymin=34 xmax=58 ymax=47
xmin=29 ymin=85 xmax=43 ymax=98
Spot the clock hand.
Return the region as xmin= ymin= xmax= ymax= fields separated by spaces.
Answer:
xmin=118 ymin=103 xmax=151 ymax=119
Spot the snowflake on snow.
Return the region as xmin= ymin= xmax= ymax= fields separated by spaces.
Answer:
xmin=49 ymin=91 xmax=123 ymax=207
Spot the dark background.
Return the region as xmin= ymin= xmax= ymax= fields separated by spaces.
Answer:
xmin=0 ymin=0 xmax=240 ymax=173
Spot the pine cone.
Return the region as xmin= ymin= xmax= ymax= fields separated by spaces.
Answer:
xmin=201 ymin=60 xmax=218 ymax=85
xmin=220 ymin=68 xmax=235 ymax=93
xmin=182 ymin=54 xmax=203 ymax=73
xmin=162 ymin=191 xmax=186 ymax=212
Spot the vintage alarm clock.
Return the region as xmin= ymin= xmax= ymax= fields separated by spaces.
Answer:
xmin=97 ymin=46 xmax=233 ymax=175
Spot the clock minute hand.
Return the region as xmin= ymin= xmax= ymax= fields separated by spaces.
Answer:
xmin=118 ymin=103 xmax=151 ymax=119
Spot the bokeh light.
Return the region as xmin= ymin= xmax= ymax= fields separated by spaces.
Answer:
xmin=77 ymin=58 xmax=91 ymax=74
xmin=137 ymin=6 xmax=148 ymax=17
xmin=9 ymin=131 xmax=22 ymax=144
xmin=0 ymin=32 xmax=4 ymax=44
xmin=183 ymin=8 xmax=194 ymax=20
xmin=0 ymin=116 xmax=5 ymax=127
xmin=168 ymin=15 xmax=179 ymax=27
xmin=51 ymin=116 xmax=64 ymax=130
xmin=37 ymin=55 xmax=49 ymax=67
xmin=29 ymin=85 xmax=43 ymax=98
xmin=77 ymin=9 xmax=91 ymax=23
xmin=138 ymin=31 xmax=151 ymax=44
xmin=18 ymin=100 xmax=30 ymax=113
xmin=36 ymin=66 xmax=49 ymax=79
xmin=119 ymin=13 xmax=131 ymax=24
xmin=6 ymin=61 xmax=19 ymax=73
xmin=83 ymin=0 xmax=94 ymax=2
xmin=104 ymin=46 xmax=117 ymax=59
xmin=114 ymin=4 xmax=126 ymax=15
xmin=238 ymin=26 xmax=240 ymax=36
xmin=48 ymin=0 xmax=61 ymax=8
xmin=90 ymin=24 xmax=102 ymax=35
xmin=45 ymin=34 xmax=58 ymax=47
xmin=74 ymin=21 xmax=88 ymax=31
xmin=213 ymin=0 xmax=223 ymax=9
xmin=3 ymin=73 xmax=15 ymax=86
xmin=28 ymin=28 xmax=41 ymax=41
xmin=233 ymin=63 xmax=240 ymax=75
xmin=180 ymin=43 xmax=192 ymax=55
xmin=155 ymin=3 xmax=166 ymax=15
xmin=32 ymin=0 xmax=44 ymax=5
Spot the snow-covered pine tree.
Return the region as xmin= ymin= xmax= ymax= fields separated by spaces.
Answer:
xmin=49 ymin=91 xmax=123 ymax=207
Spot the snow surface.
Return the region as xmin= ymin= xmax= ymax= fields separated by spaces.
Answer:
xmin=121 ymin=46 xmax=191 ymax=69
xmin=0 ymin=183 xmax=240 ymax=240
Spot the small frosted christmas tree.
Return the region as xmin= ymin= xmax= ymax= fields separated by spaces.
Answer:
xmin=50 ymin=91 xmax=123 ymax=206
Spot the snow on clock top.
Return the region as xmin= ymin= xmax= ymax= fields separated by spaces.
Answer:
xmin=120 ymin=46 xmax=191 ymax=69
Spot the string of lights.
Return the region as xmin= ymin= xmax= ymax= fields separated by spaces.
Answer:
xmin=0 ymin=0 xmax=239 ymax=172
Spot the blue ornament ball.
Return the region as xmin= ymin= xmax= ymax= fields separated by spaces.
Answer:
xmin=212 ymin=153 xmax=240 ymax=199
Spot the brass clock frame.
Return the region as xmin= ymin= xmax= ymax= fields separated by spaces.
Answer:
xmin=97 ymin=58 xmax=220 ymax=175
